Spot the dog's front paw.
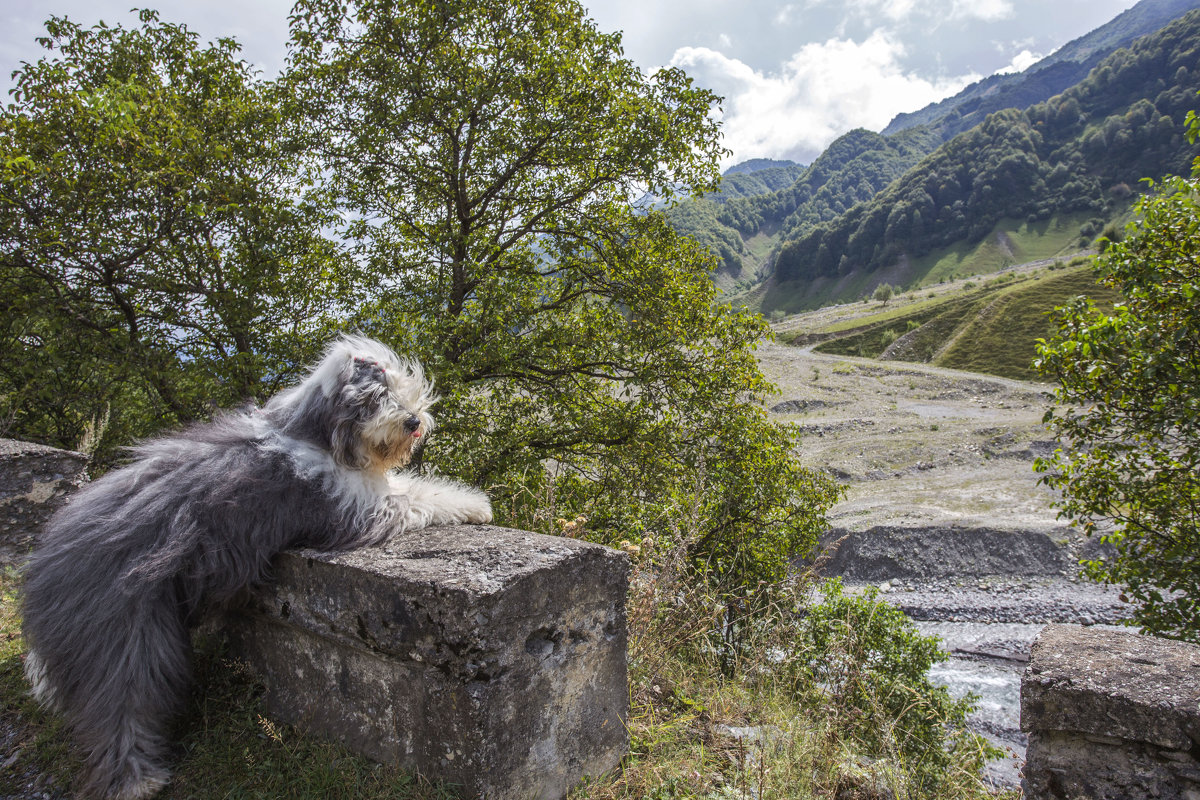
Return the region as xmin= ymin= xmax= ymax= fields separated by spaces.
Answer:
xmin=461 ymin=493 xmax=493 ymax=524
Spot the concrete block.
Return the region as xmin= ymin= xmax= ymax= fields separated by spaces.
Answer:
xmin=1021 ymin=624 xmax=1200 ymax=799
xmin=224 ymin=524 xmax=629 ymax=800
xmin=0 ymin=438 xmax=87 ymax=564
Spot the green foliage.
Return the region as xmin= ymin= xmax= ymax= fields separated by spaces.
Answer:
xmin=282 ymin=0 xmax=841 ymax=593
xmin=1037 ymin=165 xmax=1200 ymax=641
xmin=0 ymin=11 xmax=347 ymax=463
xmin=872 ymin=283 xmax=895 ymax=304
xmin=782 ymin=579 xmax=996 ymax=795
xmin=664 ymin=198 xmax=746 ymax=274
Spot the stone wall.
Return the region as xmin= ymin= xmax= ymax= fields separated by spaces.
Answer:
xmin=224 ymin=527 xmax=630 ymax=800
xmin=0 ymin=438 xmax=88 ymax=565
xmin=1021 ymin=624 xmax=1200 ymax=799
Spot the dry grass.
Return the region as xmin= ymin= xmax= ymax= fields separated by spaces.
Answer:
xmin=568 ymin=523 xmax=1012 ymax=800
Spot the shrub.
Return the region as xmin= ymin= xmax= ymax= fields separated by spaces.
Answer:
xmin=776 ymin=579 xmax=998 ymax=796
xmin=1038 ymin=173 xmax=1200 ymax=641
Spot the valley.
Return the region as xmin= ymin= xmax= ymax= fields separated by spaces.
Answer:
xmin=759 ymin=318 xmax=1130 ymax=788
xmin=671 ymin=0 xmax=1200 ymax=317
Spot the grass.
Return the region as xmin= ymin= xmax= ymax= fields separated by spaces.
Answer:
xmin=935 ymin=266 xmax=1121 ymax=380
xmin=814 ymin=284 xmax=987 ymax=335
xmin=800 ymin=263 xmax=1121 ymax=381
xmin=743 ymin=228 xmax=782 ymax=270
xmin=911 ymin=212 xmax=1097 ymax=286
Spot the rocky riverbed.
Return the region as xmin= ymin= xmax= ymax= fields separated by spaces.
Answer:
xmin=758 ymin=337 xmax=1132 ymax=789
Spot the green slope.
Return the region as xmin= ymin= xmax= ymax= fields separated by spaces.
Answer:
xmin=795 ymin=264 xmax=1121 ymax=381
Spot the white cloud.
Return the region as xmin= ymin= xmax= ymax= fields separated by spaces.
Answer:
xmin=671 ymin=31 xmax=980 ymax=165
xmin=878 ymin=0 xmax=922 ymax=21
xmin=995 ymin=48 xmax=1043 ymax=74
xmin=950 ymin=0 xmax=1014 ymax=21
xmin=812 ymin=0 xmax=1014 ymax=25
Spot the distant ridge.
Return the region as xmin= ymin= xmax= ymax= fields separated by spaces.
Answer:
xmin=882 ymin=0 xmax=1200 ymax=137
xmin=711 ymin=160 xmax=806 ymax=203
xmin=724 ymin=158 xmax=800 ymax=176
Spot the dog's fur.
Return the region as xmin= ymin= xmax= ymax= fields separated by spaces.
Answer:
xmin=20 ymin=335 xmax=492 ymax=799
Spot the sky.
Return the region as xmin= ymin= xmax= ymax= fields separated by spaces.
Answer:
xmin=0 ymin=0 xmax=1142 ymax=167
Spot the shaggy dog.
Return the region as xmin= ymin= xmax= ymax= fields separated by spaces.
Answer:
xmin=21 ymin=335 xmax=492 ymax=799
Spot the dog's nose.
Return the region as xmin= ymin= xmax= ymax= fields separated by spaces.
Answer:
xmin=404 ymin=416 xmax=421 ymax=433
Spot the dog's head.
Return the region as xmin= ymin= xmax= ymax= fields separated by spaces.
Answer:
xmin=267 ymin=336 xmax=437 ymax=472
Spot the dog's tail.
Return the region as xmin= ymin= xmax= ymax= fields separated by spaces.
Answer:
xmin=25 ymin=585 xmax=191 ymax=799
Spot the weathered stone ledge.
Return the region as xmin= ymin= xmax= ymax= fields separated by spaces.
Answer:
xmin=224 ymin=525 xmax=630 ymax=800
xmin=1021 ymin=624 xmax=1200 ymax=799
xmin=0 ymin=438 xmax=88 ymax=566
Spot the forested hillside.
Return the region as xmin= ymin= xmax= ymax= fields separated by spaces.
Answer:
xmin=667 ymin=126 xmax=940 ymax=279
xmin=766 ymin=9 xmax=1200 ymax=311
xmin=882 ymin=0 xmax=1200 ymax=137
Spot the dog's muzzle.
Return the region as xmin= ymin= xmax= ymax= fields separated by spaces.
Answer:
xmin=404 ymin=416 xmax=422 ymax=437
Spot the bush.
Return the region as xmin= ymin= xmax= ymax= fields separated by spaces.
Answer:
xmin=594 ymin=532 xmax=999 ymax=800
xmin=777 ymin=579 xmax=998 ymax=795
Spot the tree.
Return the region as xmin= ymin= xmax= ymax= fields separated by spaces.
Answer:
xmin=1035 ymin=113 xmax=1200 ymax=641
xmin=872 ymin=282 xmax=894 ymax=304
xmin=286 ymin=0 xmax=841 ymax=590
xmin=0 ymin=12 xmax=348 ymax=461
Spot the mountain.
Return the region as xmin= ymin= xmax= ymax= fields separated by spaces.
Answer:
xmin=723 ymin=158 xmax=799 ymax=176
xmin=712 ymin=159 xmax=806 ymax=202
xmin=666 ymin=126 xmax=941 ymax=285
xmin=661 ymin=0 xmax=1200 ymax=306
xmin=764 ymin=8 xmax=1200 ymax=312
xmin=883 ymin=0 xmax=1200 ymax=138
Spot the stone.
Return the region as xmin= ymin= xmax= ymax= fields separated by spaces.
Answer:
xmin=224 ymin=524 xmax=630 ymax=800
xmin=818 ymin=525 xmax=1070 ymax=581
xmin=1021 ymin=624 xmax=1200 ymax=799
xmin=0 ymin=438 xmax=88 ymax=565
